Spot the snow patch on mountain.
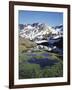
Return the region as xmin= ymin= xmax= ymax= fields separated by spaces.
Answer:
xmin=19 ymin=23 xmax=63 ymax=53
xmin=19 ymin=23 xmax=63 ymax=41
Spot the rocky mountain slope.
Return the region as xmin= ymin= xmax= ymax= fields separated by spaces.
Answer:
xmin=19 ymin=23 xmax=63 ymax=54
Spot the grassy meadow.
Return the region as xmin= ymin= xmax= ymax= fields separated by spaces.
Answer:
xmin=19 ymin=37 xmax=63 ymax=79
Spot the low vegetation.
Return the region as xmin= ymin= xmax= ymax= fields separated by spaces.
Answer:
xmin=19 ymin=37 xmax=63 ymax=79
xmin=19 ymin=51 xmax=63 ymax=79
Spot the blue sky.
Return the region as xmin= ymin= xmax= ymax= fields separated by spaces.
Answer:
xmin=19 ymin=10 xmax=63 ymax=27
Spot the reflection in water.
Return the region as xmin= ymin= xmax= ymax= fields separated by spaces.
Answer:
xmin=28 ymin=54 xmax=59 ymax=68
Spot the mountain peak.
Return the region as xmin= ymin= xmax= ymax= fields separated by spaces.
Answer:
xmin=19 ymin=23 xmax=63 ymax=41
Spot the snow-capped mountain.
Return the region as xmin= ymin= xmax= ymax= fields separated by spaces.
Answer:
xmin=19 ymin=23 xmax=63 ymax=41
xmin=55 ymin=24 xmax=63 ymax=35
xmin=19 ymin=23 xmax=63 ymax=54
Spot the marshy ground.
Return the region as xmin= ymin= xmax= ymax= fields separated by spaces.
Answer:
xmin=19 ymin=50 xmax=63 ymax=79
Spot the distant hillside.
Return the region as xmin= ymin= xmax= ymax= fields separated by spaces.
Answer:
xmin=19 ymin=37 xmax=37 ymax=53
